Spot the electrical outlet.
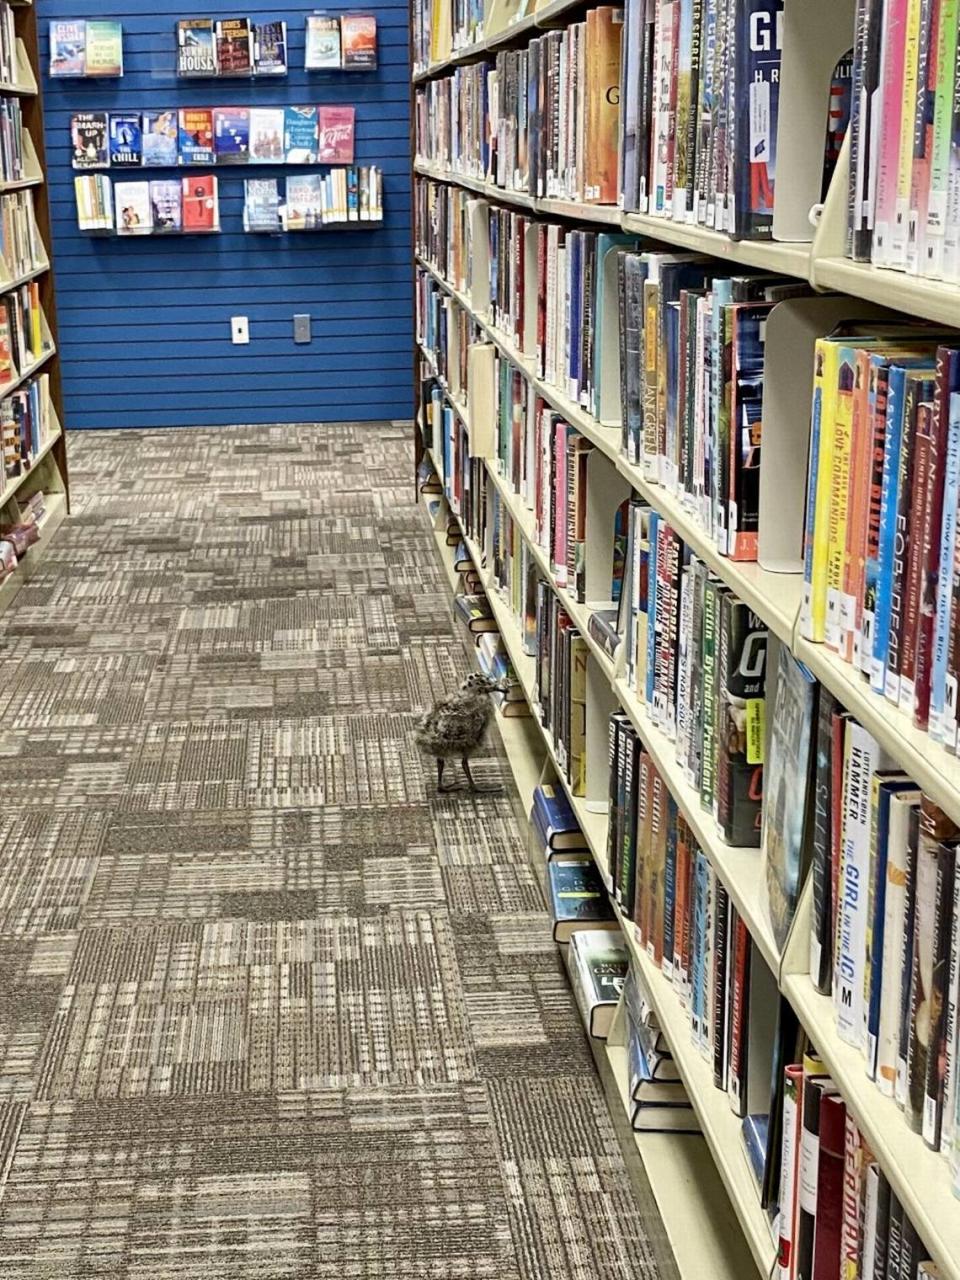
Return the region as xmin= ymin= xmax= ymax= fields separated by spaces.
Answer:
xmin=231 ymin=316 xmax=249 ymax=345
xmin=294 ymin=314 xmax=311 ymax=344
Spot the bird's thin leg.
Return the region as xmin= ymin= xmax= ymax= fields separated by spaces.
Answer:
xmin=461 ymin=756 xmax=502 ymax=794
xmin=437 ymin=758 xmax=460 ymax=792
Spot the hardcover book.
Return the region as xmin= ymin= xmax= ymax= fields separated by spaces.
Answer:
xmin=340 ymin=14 xmax=378 ymax=69
xmin=213 ymin=107 xmax=250 ymax=163
xmin=283 ymin=173 xmax=323 ymax=229
xmin=317 ymin=106 xmax=355 ymax=164
xmin=532 ymin=783 xmax=586 ymax=850
xmin=141 ymin=111 xmax=178 ymax=166
xmin=84 ymin=21 xmax=123 ymax=77
xmin=149 ymin=179 xmax=182 ymax=232
xmin=176 ymin=19 xmax=217 ymax=76
xmin=181 ymin=174 xmax=218 ymax=230
xmin=283 ymin=106 xmax=318 ymax=163
xmin=214 ymin=17 xmax=253 ymax=75
xmin=177 ymin=108 xmax=214 ymax=166
xmin=254 ymin=20 xmax=287 ymax=75
xmin=305 ymin=15 xmax=342 ymax=68
xmin=109 ymin=113 xmax=142 ymax=167
xmin=716 ymin=595 xmax=768 ymax=847
xmin=49 ymin=20 xmax=86 ymax=77
xmin=547 ymin=855 xmax=617 ymax=943
xmin=248 ymin=108 xmax=285 ymax=163
xmin=114 ymin=181 xmax=153 ymax=234
xmin=71 ymin=112 xmax=108 ymax=170
xmin=569 ymin=928 xmax=628 ymax=1038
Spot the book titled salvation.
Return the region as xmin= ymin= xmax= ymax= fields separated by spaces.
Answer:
xmin=213 ymin=107 xmax=250 ymax=163
xmin=317 ymin=106 xmax=355 ymax=164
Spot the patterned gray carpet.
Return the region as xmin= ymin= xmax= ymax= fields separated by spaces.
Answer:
xmin=0 ymin=423 xmax=663 ymax=1278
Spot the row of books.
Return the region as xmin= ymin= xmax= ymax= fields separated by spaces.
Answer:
xmin=304 ymin=14 xmax=378 ymax=71
xmin=75 ymin=176 xmax=220 ymax=236
xmin=278 ymin=168 xmax=383 ymax=228
xmin=0 ymin=96 xmax=24 ymax=184
xmin=0 ymin=281 xmax=47 ymax=387
xmin=175 ymin=17 xmax=287 ymax=78
xmin=412 ymin=0 xmax=482 ymax=68
xmin=0 ymin=491 xmax=46 ymax=585
xmin=71 ymin=106 xmax=357 ymax=171
xmin=846 ymin=0 xmax=960 ymax=283
xmin=799 ymin=338 xmax=960 ymax=754
xmin=1 ymin=372 xmax=52 ymax=483
xmin=47 ymin=18 xmax=122 ymax=78
xmin=0 ymin=190 xmax=41 ymax=281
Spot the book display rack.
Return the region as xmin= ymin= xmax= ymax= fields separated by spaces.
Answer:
xmin=412 ymin=1 xmax=960 ymax=1278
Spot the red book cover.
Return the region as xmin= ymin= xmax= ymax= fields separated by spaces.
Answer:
xmin=340 ymin=14 xmax=377 ymax=68
xmin=181 ymin=174 xmax=217 ymax=230
xmin=811 ymin=1094 xmax=847 ymax=1280
xmin=726 ymin=913 xmax=750 ymax=1116
xmin=536 ymin=225 xmax=547 ymax=375
xmin=317 ymin=106 xmax=355 ymax=164
xmin=899 ymin=406 xmax=934 ymax=711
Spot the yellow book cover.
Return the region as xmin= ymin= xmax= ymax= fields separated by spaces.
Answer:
xmin=802 ymin=338 xmax=840 ymax=643
xmin=892 ymin=0 xmax=923 ymax=266
xmin=825 ymin=346 xmax=856 ymax=652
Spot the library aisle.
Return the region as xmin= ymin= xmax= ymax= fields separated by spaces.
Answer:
xmin=0 ymin=422 xmax=668 ymax=1279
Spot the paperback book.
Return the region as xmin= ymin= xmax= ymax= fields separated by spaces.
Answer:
xmin=177 ymin=108 xmax=215 ymax=166
xmin=283 ymin=105 xmax=318 ymax=163
xmin=213 ymin=107 xmax=250 ymax=163
xmin=249 ymin=108 xmax=285 ymax=163
xmin=254 ymin=20 xmax=288 ymax=75
xmin=149 ymin=179 xmax=182 ymax=231
xmin=114 ymin=181 xmax=153 ymax=234
xmin=317 ymin=105 xmax=355 ymax=164
xmin=49 ymin=20 xmax=86 ymax=76
xmin=304 ymin=15 xmax=342 ymax=68
xmin=142 ymin=111 xmax=179 ymax=166
xmin=340 ymin=14 xmax=377 ymax=69
xmin=214 ymin=17 xmax=253 ymax=75
xmin=243 ymin=178 xmax=281 ymax=231
xmin=181 ymin=174 xmax=218 ymax=230
xmin=84 ymin=20 xmax=123 ymax=77
xmin=109 ymin=113 xmax=142 ymax=167
xmin=176 ymin=19 xmax=217 ymax=77
xmin=71 ymin=113 xmax=108 ymax=170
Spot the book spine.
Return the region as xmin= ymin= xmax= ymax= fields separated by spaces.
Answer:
xmin=777 ymin=1063 xmax=803 ymax=1280
xmin=885 ymin=378 xmax=922 ymax=704
xmin=933 ymin=389 xmax=960 ymax=739
xmin=802 ymin=341 xmax=836 ymax=643
xmin=673 ymin=818 xmax=691 ymax=998
xmin=811 ymin=1094 xmax=847 ymax=1280
xmin=711 ymin=881 xmax=730 ymax=1090
xmin=725 ymin=911 xmax=749 ymax=1116
xmin=826 ymin=354 xmax=855 ymax=652
xmin=899 ymin=414 xmax=934 ymax=714
xmin=922 ymin=837 xmax=957 ymax=1146
xmin=871 ymin=367 xmax=909 ymax=695
xmin=941 ymin=844 xmax=960 ymax=1151
xmin=924 ymin=0 xmax=960 ymax=276
xmin=839 ymin=1114 xmax=867 ymax=1280
xmin=834 ymin=723 xmax=880 ymax=1047
xmin=810 ymin=689 xmax=837 ymax=995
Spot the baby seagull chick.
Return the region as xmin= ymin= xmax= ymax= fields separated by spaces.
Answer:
xmin=415 ymin=671 xmax=508 ymax=793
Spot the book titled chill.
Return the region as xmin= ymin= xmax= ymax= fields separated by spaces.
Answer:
xmin=84 ymin=20 xmax=123 ymax=76
xmin=176 ymin=19 xmax=217 ymax=76
xmin=304 ymin=15 xmax=341 ymax=68
xmin=317 ymin=106 xmax=355 ymax=164
xmin=178 ymin=109 xmax=215 ymax=165
xmin=71 ymin=112 xmax=108 ymax=170
xmin=283 ymin=105 xmax=318 ymax=164
xmin=182 ymin=174 xmax=218 ymax=230
xmin=340 ymin=14 xmax=377 ymax=69
xmin=109 ymin=114 xmax=142 ymax=167
xmin=214 ymin=108 xmax=250 ymax=163
xmin=254 ymin=21 xmax=287 ymax=75
xmin=149 ymin=179 xmax=182 ymax=232
xmin=215 ymin=17 xmax=253 ymax=75
xmin=49 ymin=20 xmax=86 ymax=77
xmin=142 ymin=111 xmax=178 ymax=166
xmin=114 ymin=181 xmax=153 ymax=234
xmin=249 ymin=108 xmax=285 ymax=163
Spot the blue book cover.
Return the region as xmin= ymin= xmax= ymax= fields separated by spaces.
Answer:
xmin=141 ymin=110 xmax=178 ymax=166
xmin=108 ymin=113 xmax=142 ymax=167
xmin=49 ymin=19 xmax=85 ymax=76
xmin=933 ymin=387 xmax=960 ymax=738
xmin=283 ymin=105 xmax=317 ymax=164
xmin=733 ymin=0 xmax=784 ymax=239
xmin=741 ymin=1114 xmax=769 ymax=1186
xmin=532 ymin=783 xmax=583 ymax=846
xmin=547 ymin=856 xmax=614 ymax=925
xmin=690 ymin=852 xmax=708 ymax=1039
xmin=213 ymin=107 xmax=250 ymax=164
xmin=645 ymin=512 xmax=659 ymax=707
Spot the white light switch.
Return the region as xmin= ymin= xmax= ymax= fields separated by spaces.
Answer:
xmin=231 ymin=316 xmax=249 ymax=345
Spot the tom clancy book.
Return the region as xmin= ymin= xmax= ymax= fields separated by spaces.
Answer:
xmin=283 ymin=105 xmax=318 ymax=163
xmin=177 ymin=108 xmax=214 ymax=165
xmin=253 ymin=21 xmax=288 ymax=75
xmin=141 ymin=110 xmax=178 ymax=166
xmin=109 ymin=113 xmax=142 ymax=167
xmin=732 ymin=0 xmax=784 ymax=239
xmin=84 ymin=21 xmax=123 ymax=76
xmin=243 ymin=178 xmax=280 ymax=231
xmin=176 ymin=19 xmax=217 ymax=76
xmin=248 ymin=108 xmax=285 ymax=162
xmin=149 ymin=179 xmax=182 ymax=232
xmin=340 ymin=14 xmax=377 ymax=69
xmin=214 ymin=17 xmax=253 ymax=75
xmin=71 ymin=112 xmax=108 ymax=169
xmin=317 ymin=106 xmax=355 ymax=164
xmin=49 ymin=20 xmax=86 ymax=76
xmin=213 ymin=107 xmax=250 ymax=163
xmin=716 ymin=594 xmax=768 ymax=847
xmin=304 ymin=14 xmax=341 ymax=68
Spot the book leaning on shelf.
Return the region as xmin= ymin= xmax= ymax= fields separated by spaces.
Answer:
xmin=74 ymin=175 xmax=113 ymax=232
xmin=0 ymin=372 xmax=51 ymax=483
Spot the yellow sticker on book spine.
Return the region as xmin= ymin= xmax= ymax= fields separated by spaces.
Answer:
xmin=746 ymin=699 xmax=765 ymax=766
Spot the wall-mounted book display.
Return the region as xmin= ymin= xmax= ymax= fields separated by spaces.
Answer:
xmin=71 ymin=105 xmax=358 ymax=170
xmin=305 ymin=13 xmax=377 ymax=70
xmin=243 ymin=165 xmax=383 ymax=230
xmin=49 ymin=20 xmax=123 ymax=78
xmin=175 ymin=17 xmax=288 ymax=78
xmin=75 ymin=172 xmax=220 ymax=235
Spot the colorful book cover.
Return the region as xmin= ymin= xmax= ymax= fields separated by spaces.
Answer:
xmin=317 ymin=106 xmax=355 ymax=164
xmin=84 ymin=20 xmax=123 ymax=77
xmin=149 ymin=179 xmax=182 ymax=231
xmin=728 ymin=301 xmax=771 ymax=559
xmin=214 ymin=17 xmax=253 ymax=75
xmin=109 ymin=113 xmax=142 ymax=167
xmin=181 ymin=174 xmax=217 ymax=230
xmin=733 ymin=0 xmax=783 ymax=238
xmin=141 ymin=110 xmax=179 ymax=166
xmin=248 ymin=107 xmax=285 ymax=162
xmin=213 ymin=107 xmax=250 ymax=163
xmin=340 ymin=14 xmax=378 ymax=69
xmin=176 ymin=18 xmax=217 ymax=76
xmin=890 ymin=0 xmax=924 ymax=268
xmin=177 ymin=108 xmax=214 ymax=165
xmin=304 ymin=14 xmax=342 ymax=68
xmin=70 ymin=112 xmax=108 ymax=170
xmin=283 ymin=173 xmax=323 ymax=230
xmin=254 ymin=20 xmax=287 ymax=75
xmin=49 ymin=20 xmax=85 ymax=77
xmin=114 ymin=180 xmax=153 ymax=234
xmin=825 ymin=344 xmax=858 ymax=649
xmin=871 ymin=0 xmax=909 ymax=265
xmin=283 ymin=105 xmax=318 ymax=163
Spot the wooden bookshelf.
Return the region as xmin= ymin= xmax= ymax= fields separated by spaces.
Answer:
xmin=0 ymin=0 xmax=69 ymax=613
xmin=411 ymin=8 xmax=960 ymax=1279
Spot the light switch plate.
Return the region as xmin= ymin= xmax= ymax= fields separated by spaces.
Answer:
xmin=294 ymin=314 xmax=311 ymax=344
xmin=231 ymin=316 xmax=249 ymax=345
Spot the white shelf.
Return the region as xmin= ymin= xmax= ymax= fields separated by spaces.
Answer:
xmin=811 ymin=254 xmax=960 ymax=328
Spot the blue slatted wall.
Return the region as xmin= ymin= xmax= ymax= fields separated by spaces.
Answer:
xmin=38 ymin=0 xmax=412 ymax=428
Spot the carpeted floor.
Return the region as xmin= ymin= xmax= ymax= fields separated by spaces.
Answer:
xmin=0 ymin=422 xmax=664 ymax=1279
